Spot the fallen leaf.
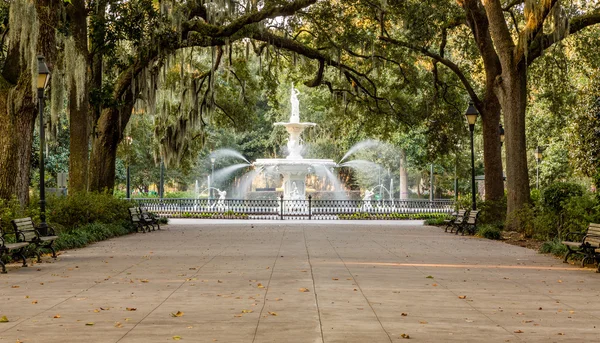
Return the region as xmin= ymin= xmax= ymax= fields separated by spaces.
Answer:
xmin=172 ymin=336 xmax=182 ymax=340
xmin=558 ymin=333 xmax=564 ymax=335
xmin=53 ymin=314 xmax=61 ymax=319
xmin=140 ymin=279 xmax=149 ymax=283
xmin=432 ymin=283 xmax=438 ymax=287
xmin=171 ymin=311 xmax=184 ymax=317
xmin=115 ymin=322 xmax=123 ymax=328
xmin=332 ymin=278 xmax=339 ymax=280
xmin=94 ymin=309 xmax=100 ymax=313
xmin=0 ymin=316 xmax=9 ymax=322
xmin=11 ymin=285 xmax=19 ymax=288
xmin=275 ymin=298 xmax=282 ymax=301
xmin=514 ymin=330 xmax=523 ymax=333
xmin=32 ymin=300 xmax=38 ymax=304
xmin=268 ymin=312 xmax=277 ymax=316
xmin=85 ymin=322 xmax=94 ymax=326
xmin=217 ymin=280 xmax=223 ymax=283
xmin=233 ymin=314 xmax=243 ymax=318
xmin=25 ymin=296 xmax=29 ymax=299
xmin=539 ymin=307 xmax=543 ymax=310
xmin=241 ymin=309 xmax=253 ymax=313
xmin=419 ymin=321 xmax=428 ymax=324
xmin=401 ymin=313 xmax=408 ymax=317
xmin=126 ymin=308 xmax=137 ymax=311
xmin=400 ymin=333 xmax=410 ymax=339
xmin=425 ymin=276 xmax=433 ymax=279
xmin=458 ymin=295 xmax=467 ymax=299
xmin=353 ymin=289 xmax=358 ymax=291
xmin=299 ymin=288 xmax=310 ymax=292
xmin=257 ymin=283 xmax=264 ymax=288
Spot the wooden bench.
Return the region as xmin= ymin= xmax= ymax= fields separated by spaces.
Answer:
xmin=444 ymin=210 xmax=465 ymax=232
xmin=139 ymin=207 xmax=160 ymax=231
xmin=0 ymin=220 xmax=29 ymax=273
xmin=447 ymin=210 xmax=468 ymax=233
xmin=11 ymin=218 xmax=58 ymax=263
xmin=562 ymin=223 xmax=600 ymax=267
xmin=129 ymin=208 xmax=151 ymax=233
xmin=456 ymin=210 xmax=480 ymax=235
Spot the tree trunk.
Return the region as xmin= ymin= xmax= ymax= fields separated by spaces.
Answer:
xmin=0 ymin=76 xmax=36 ymax=206
xmin=500 ymin=61 xmax=531 ymax=220
xmin=0 ymin=0 xmax=60 ymax=206
xmin=480 ymin=99 xmax=504 ymax=201
xmin=67 ymin=0 xmax=90 ymax=193
xmin=399 ymin=149 xmax=408 ymax=199
xmin=68 ymin=84 xmax=89 ymax=193
xmin=88 ymin=101 xmax=134 ymax=193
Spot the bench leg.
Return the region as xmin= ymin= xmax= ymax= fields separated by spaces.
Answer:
xmin=16 ymin=248 xmax=27 ymax=267
xmin=48 ymin=243 xmax=57 ymax=259
xmin=0 ymin=260 xmax=6 ymax=274
xmin=563 ymin=248 xmax=574 ymax=263
xmin=156 ymin=222 xmax=161 ymax=230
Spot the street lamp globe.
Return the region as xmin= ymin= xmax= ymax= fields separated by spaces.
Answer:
xmin=37 ymin=56 xmax=50 ymax=90
xmin=534 ymin=146 xmax=543 ymax=162
xmin=464 ymin=102 xmax=479 ymax=130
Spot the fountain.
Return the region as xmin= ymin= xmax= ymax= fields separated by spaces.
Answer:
xmin=253 ymin=84 xmax=337 ymax=200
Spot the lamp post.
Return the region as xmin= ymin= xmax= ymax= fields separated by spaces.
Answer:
xmin=125 ymin=136 xmax=132 ymax=198
xmin=534 ymin=146 xmax=543 ymax=189
xmin=465 ymin=102 xmax=479 ymax=211
xmin=37 ymin=56 xmax=51 ymax=231
xmin=159 ymin=158 xmax=164 ymax=199
xmin=210 ymin=157 xmax=216 ymax=200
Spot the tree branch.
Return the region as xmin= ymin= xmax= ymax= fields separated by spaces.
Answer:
xmin=380 ymin=36 xmax=482 ymax=106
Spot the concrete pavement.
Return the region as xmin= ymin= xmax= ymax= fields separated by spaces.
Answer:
xmin=0 ymin=220 xmax=598 ymax=342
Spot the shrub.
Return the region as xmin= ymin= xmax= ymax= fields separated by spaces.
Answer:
xmin=53 ymin=222 xmax=134 ymax=251
xmin=46 ymin=192 xmax=131 ymax=230
xmin=424 ymin=217 xmax=445 ymax=225
xmin=476 ymin=225 xmax=502 ymax=240
xmin=542 ymin=182 xmax=584 ymax=213
xmin=539 ymin=238 xmax=568 ymax=257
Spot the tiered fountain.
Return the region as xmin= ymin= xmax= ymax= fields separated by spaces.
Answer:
xmin=253 ymin=85 xmax=337 ymax=200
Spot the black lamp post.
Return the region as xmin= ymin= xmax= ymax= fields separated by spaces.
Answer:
xmin=534 ymin=146 xmax=543 ymax=189
xmin=499 ymin=124 xmax=505 ymax=147
xmin=37 ymin=56 xmax=51 ymax=231
xmin=465 ymin=102 xmax=479 ymax=211
xmin=125 ymin=136 xmax=132 ymax=198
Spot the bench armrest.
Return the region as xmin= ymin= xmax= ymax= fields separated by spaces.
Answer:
xmin=34 ymin=225 xmax=56 ymax=237
xmin=564 ymin=231 xmax=586 ymax=242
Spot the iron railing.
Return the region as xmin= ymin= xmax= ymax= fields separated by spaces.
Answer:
xmin=131 ymin=197 xmax=455 ymax=220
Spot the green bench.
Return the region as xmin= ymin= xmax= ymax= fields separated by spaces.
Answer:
xmin=0 ymin=220 xmax=29 ymax=273
xmin=11 ymin=218 xmax=58 ymax=263
xmin=562 ymin=223 xmax=600 ymax=267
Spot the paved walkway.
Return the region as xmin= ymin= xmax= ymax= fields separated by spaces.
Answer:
xmin=0 ymin=220 xmax=598 ymax=342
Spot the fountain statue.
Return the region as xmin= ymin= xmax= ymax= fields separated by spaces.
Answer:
xmin=253 ymin=84 xmax=336 ymax=199
xmin=362 ymin=189 xmax=374 ymax=211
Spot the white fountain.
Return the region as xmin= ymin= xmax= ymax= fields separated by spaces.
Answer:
xmin=253 ymin=85 xmax=337 ymax=200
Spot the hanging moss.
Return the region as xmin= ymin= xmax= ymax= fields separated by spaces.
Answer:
xmin=8 ymin=0 xmax=39 ymax=101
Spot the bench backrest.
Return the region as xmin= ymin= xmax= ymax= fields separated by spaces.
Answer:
xmin=129 ymin=208 xmax=141 ymax=222
xmin=454 ymin=210 xmax=467 ymax=224
xmin=586 ymin=223 xmax=600 ymax=245
xmin=466 ymin=210 xmax=480 ymax=225
xmin=11 ymin=217 xmax=37 ymax=241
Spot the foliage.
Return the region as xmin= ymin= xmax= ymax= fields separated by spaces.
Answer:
xmin=541 ymin=182 xmax=584 ymax=213
xmin=475 ymin=225 xmax=502 ymax=240
xmin=45 ymin=192 xmax=131 ymax=230
xmin=338 ymin=212 xmax=447 ymax=220
xmin=53 ymin=222 xmax=134 ymax=251
xmin=539 ymin=238 xmax=568 ymax=257
xmin=424 ymin=217 xmax=446 ymax=226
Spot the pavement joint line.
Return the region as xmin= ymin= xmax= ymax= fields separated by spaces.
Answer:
xmin=251 ymin=227 xmax=287 ymax=343
xmin=303 ymin=227 xmax=325 ymax=343
xmin=115 ymin=228 xmax=248 ymax=343
xmin=0 ymin=250 xmax=152 ymax=334
xmin=369 ymin=235 xmax=524 ymax=342
xmin=326 ymin=236 xmax=394 ymax=343
xmin=0 ymin=229 xmax=203 ymax=336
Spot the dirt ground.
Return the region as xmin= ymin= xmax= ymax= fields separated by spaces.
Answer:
xmin=501 ymin=231 xmax=545 ymax=251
